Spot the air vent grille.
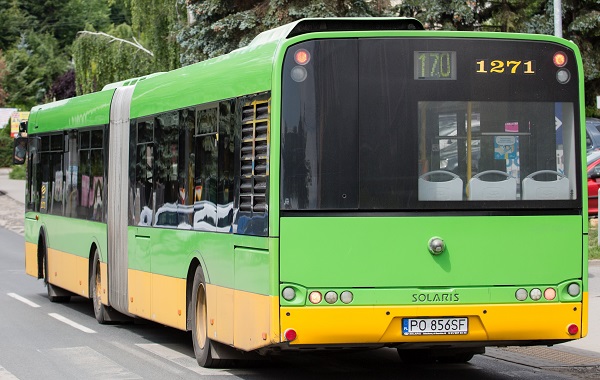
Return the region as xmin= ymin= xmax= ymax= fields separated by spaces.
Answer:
xmin=240 ymin=99 xmax=270 ymax=213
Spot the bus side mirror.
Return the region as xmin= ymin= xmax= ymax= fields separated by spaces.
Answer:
xmin=19 ymin=120 xmax=28 ymax=133
xmin=13 ymin=137 xmax=28 ymax=165
xmin=588 ymin=166 xmax=600 ymax=180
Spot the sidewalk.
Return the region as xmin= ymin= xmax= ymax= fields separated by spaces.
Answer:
xmin=0 ymin=167 xmax=25 ymax=204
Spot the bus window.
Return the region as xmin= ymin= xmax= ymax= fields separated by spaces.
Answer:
xmin=418 ymin=101 xmax=576 ymax=201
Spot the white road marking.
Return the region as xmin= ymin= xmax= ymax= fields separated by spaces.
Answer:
xmin=48 ymin=313 xmax=96 ymax=333
xmin=136 ymin=343 xmax=242 ymax=376
xmin=41 ymin=346 xmax=141 ymax=379
xmin=0 ymin=365 xmax=19 ymax=380
xmin=7 ymin=293 xmax=40 ymax=308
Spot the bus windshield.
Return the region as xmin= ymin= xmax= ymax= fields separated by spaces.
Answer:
xmin=280 ymin=37 xmax=580 ymax=211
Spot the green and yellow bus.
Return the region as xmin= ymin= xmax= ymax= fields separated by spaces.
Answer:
xmin=17 ymin=18 xmax=588 ymax=366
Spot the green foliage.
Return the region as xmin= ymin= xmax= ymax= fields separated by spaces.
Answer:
xmin=0 ymin=0 xmax=32 ymax=51
xmin=0 ymin=51 xmax=8 ymax=106
xmin=131 ymin=0 xmax=180 ymax=71
xmin=4 ymin=32 xmax=69 ymax=109
xmin=177 ymin=0 xmax=374 ymax=65
xmin=9 ymin=164 xmax=25 ymax=179
xmin=0 ymin=124 xmax=13 ymax=167
xmin=73 ymin=0 xmax=180 ymax=94
xmin=72 ymin=26 xmax=155 ymax=94
xmin=588 ymin=221 xmax=600 ymax=260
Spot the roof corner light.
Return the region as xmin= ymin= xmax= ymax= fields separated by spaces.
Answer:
xmin=553 ymin=51 xmax=567 ymax=67
xmin=291 ymin=66 xmax=308 ymax=82
xmin=294 ymin=49 xmax=311 ymax=65
xmin=556 ymin=69 xmax=571 ymax=84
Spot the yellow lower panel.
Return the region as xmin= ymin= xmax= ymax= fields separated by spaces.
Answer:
xmin=25 ymin=242 xmax=38 ymax=278
xmin=151 ymin=273 xmax=187 ymax=330
xmin=281 ymin=303 xmax=583 ymax=345
xmin=205 ymin=285 xmax=278 ymax=351
xmin=233 ymin=290 xmax=279 ymax=351
xmin=128 ymin=269 xmax=151 ymax=319
xmin=47 ymin=248 xmax=89 ymax=297
xmin=582 ymin=292 xmax=588 ymax=338
xmin=206 ymin=284 xmax=234 ymax=345
xmin=100 ymin=262 xmax=109 ymax=305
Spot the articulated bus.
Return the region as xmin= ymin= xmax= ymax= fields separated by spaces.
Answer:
xmin=16 ymin=18 xmax=587 ymax=366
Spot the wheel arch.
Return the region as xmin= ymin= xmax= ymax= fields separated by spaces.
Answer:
xmin=37 ymin=225 xmax=48 ymax=280
xmin=186 ymin=255 xmax=210 ymax=331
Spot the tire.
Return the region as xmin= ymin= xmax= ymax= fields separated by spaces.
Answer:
xmin=191 ymin=266 xmax=220 ymax=368
xmin=91 ymin=249 xmax=108 ymax=324
xmin=42 ymin=237 xmax=70 ymax=303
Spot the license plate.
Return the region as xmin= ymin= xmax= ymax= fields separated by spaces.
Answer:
xmin=402 ymin=317 xmax=468 ymax=336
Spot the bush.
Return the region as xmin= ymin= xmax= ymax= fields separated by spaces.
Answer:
xmin=9 ymin=165 xmax=26 ymax=179
xmin=0 ymin=131 xmax=14 ymax=167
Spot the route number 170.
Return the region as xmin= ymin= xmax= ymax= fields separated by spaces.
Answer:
xmin=476 ymin=60 xmax=535 ymax=75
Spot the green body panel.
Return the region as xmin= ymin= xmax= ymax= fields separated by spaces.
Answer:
xmin=126 ymin=225 xmax=273 ymax=294
xmin=279 ymin=215 xmax=583 ymax=299
xmin=129 ymin=42 xmax=277 ymax=119
xmin=29 ymin=89 xmax=114 ymax=133
xmin=27 ymin=213 xmax=108 ymax=261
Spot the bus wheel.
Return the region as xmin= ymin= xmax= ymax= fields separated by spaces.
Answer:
xmin=191 ymin=266 xmax=219 ymax=368
xmin=42 ymin=237 xmax=70 ymax=303
xmin=91 ymin=250 xmax=108 ymax=324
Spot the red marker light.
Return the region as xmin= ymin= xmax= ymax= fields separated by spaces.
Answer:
xmin=553 ymin=52 xmax=567 ymax=67
xmin=567 ymin=324 xmax=579 ymax=336
xmin=294 ymin=49 xmax=310 ymax=65
xmin=284 ymin=328 xmax=297 ymax=341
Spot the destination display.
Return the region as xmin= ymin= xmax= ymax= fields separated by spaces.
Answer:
xmin=414 ymin=51 xmax=457 ymax=80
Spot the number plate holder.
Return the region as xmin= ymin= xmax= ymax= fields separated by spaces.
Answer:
xmin=402 ymin=317 xmax=468 ymax=336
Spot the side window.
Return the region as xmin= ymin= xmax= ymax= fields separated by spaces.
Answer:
xmin=37 ymin=134 xmax=65 ymax=215
xmin=154 ymin=111 xmax=180 ymax=228
xmin=134 ymin=119 xmax=154 ymax=226
xmin=76 ymin=128 xmax=105 ymax=220
xmin=217 ymin=100 xmax=235 ymax=232
xmin=194 ymin=106 xmax=218 ymax=231
xmin=178 ymin=108 xmax=196 ymax=228
xmin=26 ymin=137 xmax=41 ymax=212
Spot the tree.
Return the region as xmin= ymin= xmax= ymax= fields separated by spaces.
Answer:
xmin=19 ymin=0 xmax=111 ymax=48
xmin=73 ymin=0 xmax=181 ymax=94
xmin=0 ymin=0 xmax=33 ymax=51
xmin=4 ymin=31 xmax=69 ymax=109
xmin=177 ymin=0 xmax=374 ymax=66
xmin=72 ymin=25 xmax=155 ymax=94
xmin=0 ymin=51 xmax=8 ymax=106
xmin=130 ymin=0 xmax=180 ymax=71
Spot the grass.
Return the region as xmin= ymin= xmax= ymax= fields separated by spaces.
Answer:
xmin=8 ymin=165 xmax=25 ymax=180
xmin=588 ymin=220 xmax=600 ymax=260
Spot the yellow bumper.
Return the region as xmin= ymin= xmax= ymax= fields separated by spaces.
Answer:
xmin=281 ymin=302 xmax=583 ymax=345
